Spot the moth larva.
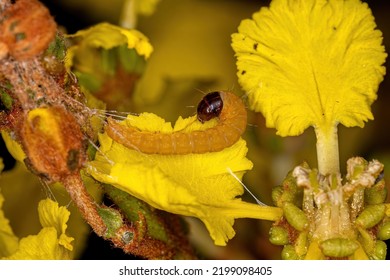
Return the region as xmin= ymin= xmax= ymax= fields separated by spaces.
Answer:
xmin=106 ymin=91 xmax=247 ymax=154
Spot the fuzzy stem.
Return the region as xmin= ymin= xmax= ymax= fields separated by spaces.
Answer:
xmin=63 ymin=175 xmax=107 ymax=237
xmin=314 ymin=125 xmax=340 ymax=175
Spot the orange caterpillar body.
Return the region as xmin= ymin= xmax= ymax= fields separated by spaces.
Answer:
xmin=106 ymin=91 xmax=247 ymax=154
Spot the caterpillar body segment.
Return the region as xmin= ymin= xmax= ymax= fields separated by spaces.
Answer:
xmin=106 ymin=91 xmax=247 ymax=154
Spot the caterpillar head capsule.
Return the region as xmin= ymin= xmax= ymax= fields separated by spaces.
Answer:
xmin=197 ymin=91 xmax=223 ymax=123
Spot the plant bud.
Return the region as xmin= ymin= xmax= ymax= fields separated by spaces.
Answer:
xmin=20 ymin=106 xmax=86 ymax=182
xmin=355 ymin=204 xmax=386 ymax=229
xmin=320 ymin=238 xmax=359 ymax=258
xmin=269 ymin=226 xmax=289 ymax=245
xmin=283 ymin=202 xmax=308 ymax=231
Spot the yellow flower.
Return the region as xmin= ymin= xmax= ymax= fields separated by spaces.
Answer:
xmin=66 ymin=22 xmax=153 ymax=62
xmin=1 ymin=198 xmax=74 ymax=260
xmin=232 ymin=0 xmax=387 ymax=175
xmin=0 ymin=160 xmax=102 ymax=259
xmin=65 ymin=22 xmax=153 ymax=109
xmin=232 ymin=0 xmax=386 ymax=137
xmin=65 ymin=22 xmax=153 ymax=80
xmin=65 ymin=22 xmax=153 ymax=79
xmin=88 ymin=113 xmax=282 ymax=246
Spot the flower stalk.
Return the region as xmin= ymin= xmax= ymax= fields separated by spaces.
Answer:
xmin=314 ymin=124 xmax=340 ymax=175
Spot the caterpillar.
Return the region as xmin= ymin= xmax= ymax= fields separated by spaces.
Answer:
xmin=105 ymin=91 xmax=247 ymax=154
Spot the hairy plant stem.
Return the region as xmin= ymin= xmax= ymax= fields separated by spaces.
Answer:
xmin=63 ymin=175 xmax=107 ymax=237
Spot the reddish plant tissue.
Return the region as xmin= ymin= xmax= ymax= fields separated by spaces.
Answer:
xmin=19 ymin=106 xmax=86 ymax=183
xmin=0 ymin=0 xmax=56 ymax=60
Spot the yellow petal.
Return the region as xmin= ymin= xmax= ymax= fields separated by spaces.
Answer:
xmin=304 ymin=240 xmax=325 ymax=260
xmin=232 ymin=0 xmax=387 ymax=136
xmin=88 ymin=113 xmax=282 ymax=245
xmin=4 ymin=228 xmax=71 ymax=260
xmin=66 ymin=22 xmax=153 ymax=63
xmin=0 ymin=161 xmax=101 ymax=258
xmin=351 ymin=243 xmax=369 ymax=260
xmin=1 ymin=131 xmax=26 ymax=162
xmin=0 ymin=191 xmax=19 ymax=257
xmin=38 ymin=199 xmax=74 ymax=251
xmin=3 ymin=199 xmax=74 ymax=259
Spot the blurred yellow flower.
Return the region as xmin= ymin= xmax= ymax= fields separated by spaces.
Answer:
xmin=65 ymin=22 xmax=153 ymax=84
xmin=88 ymin=113 xmax=282 ymax=245
xmin=66 ymin=22 xmax=153 ymax=61
xmin=134 ymin=0 xmax=161 ymax=16
xmin=1 ymin=199 xmax=74 ymax=260
xmin=232 ymin=0 xmax=386 ymax=137
xmin=65 ymin=22 xmax=153 ymax=109
xmin=0 ymin=160 xmax=103 ymax=259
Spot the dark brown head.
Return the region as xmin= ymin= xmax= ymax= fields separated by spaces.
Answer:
xmin=197 ymin=91 xmax=223 ymax=123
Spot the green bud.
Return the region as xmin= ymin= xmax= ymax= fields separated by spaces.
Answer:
xmin=97 ymin=207 xmax=123 ymax=238
xmin=295 ymin=231 xmax=308 ymax=257
xmin=273 ymin=168 xmax=304 ymax=208
xmin=269 ymin=226 xmax=289 ymax=245
xmin=281 ymin=245 xmax=300 ymax=260
xmin=283 ymin=202 xmax=308 ymax=231
xmin=356 ymin=204 xmax=386 ymax=229
xmin=364 ymin=180 xmax=387 ymax=205
xmin=371 ymin=240 xmax=387 ymax=260
xmin=377 ymin=221 xmax=390 ymax=241
xmin=320 ymin=238 xmax=359 ymax=258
